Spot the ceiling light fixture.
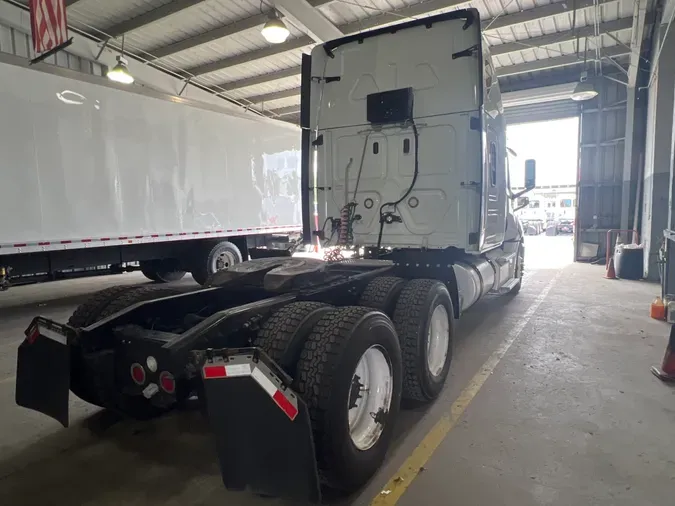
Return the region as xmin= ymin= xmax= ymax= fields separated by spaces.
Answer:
xmin=107 ymin=35 xmax=134 ymax=85
xmin=107 ymin=55 xmax=134 ymax=84
xmin=261 ymin=14 xmax=290 ymax=44
xmin=571 ymin=72 xmax=598 ymax=101
xmin=571 ymin=37 xmax=598 ymax=102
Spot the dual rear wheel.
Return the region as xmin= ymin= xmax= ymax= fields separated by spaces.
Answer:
xmin=252 ymin=276 xmax=455 ymax=492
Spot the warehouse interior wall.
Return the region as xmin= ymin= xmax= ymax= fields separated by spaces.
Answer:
xmin=641 ymin=21 xmax=675 ymax=280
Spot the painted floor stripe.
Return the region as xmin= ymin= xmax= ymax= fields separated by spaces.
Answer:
xmin=370 ymin=270 xmax=562 ymax=505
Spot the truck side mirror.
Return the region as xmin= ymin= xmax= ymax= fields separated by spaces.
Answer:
xmin=524 ymin=159 xmax=536 ymax=190
xmin=514 ymin=197 xmax=529 ymax=212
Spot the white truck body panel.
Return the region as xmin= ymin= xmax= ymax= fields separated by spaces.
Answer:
xmin=0 ymin=60 xmax=302 ymax=255
xmin=309 ymin=12 xmax=506 ymax=252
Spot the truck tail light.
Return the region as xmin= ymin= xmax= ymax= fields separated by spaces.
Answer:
xmin=159 ymin=371 xmax=175 ymax=394
xmin=130 ymin=363 xmax=146 ymax=385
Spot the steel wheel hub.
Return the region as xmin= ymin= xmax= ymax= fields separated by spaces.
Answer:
xmin=348 ymin=345 xmax=393 ymax=451
xmin=426 ymin=305 xmax=449 ymax=377
xmin=213 ymin=250 xmax=236 ymax=271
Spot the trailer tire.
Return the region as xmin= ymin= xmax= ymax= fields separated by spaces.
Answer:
xmin=358 ymin=276 xmax=406 ymax=317
xmin=140 ymin=260 xmax=186 ymax=283
xmin=191 ymin=241 xmax=242 ymax=286
xmin=254 ymin=302 xmax=332 ymax=376
xmin=69 ymin=286 xmax=182 ymax=416
xmin=295 ymin=307 xmax=402 ymax=492
xmin=393 ymin=279 xmax=455 ymax=403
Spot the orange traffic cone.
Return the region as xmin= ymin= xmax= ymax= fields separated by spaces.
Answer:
xmin=651 ymin=325 xmax=675 ymax=382
xmin=605 ymin=256 xmax=616 ymax=279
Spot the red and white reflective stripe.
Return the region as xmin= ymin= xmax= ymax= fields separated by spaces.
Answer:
xmin=250 ymin=367 xmax=298 ymax=421
xmin=202 ymin=363 xmax=251 ymax=379
xmin=202 ymin=362 xmax=298 ymax=421
xmin=0 ymin=225 xmax=300 ymax=253
xmin=25 ymin=323 xmax=66 ymax=345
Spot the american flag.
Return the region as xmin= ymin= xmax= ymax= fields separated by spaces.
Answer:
xmin=29 ymin=0 xmax=68 ymax=56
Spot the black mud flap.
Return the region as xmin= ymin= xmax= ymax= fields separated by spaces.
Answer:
xmin=15 ymin=318 xmax=73 ymax=427
xmin=198 ymin=349 xmax=321 ymax=504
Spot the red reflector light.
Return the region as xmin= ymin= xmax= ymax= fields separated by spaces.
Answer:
xmin=26 ymin=325 xmax=40 ymax=344
xmin=203 ymin=364 xmax=227 ymax=379
xmin=159 ymin=371 xmax=175 ymax=394
xmin=272 ymin=390 xmax=298 ymax=421
xmin=130 ymin=363 xmax=146 ymax=385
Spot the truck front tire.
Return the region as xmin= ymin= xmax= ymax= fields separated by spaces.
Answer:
xmin=295 ymin=307 xmax=402 ymax=492
xmin=191 ymin=240 xmax=242 ymax=286
xmin=393 ymin=279 xmax=455 ymax=403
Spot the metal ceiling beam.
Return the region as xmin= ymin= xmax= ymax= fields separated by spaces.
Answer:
xmin=216 ymin=66 xmax=301 ymax=92
xmin=273 ymin=0 xmax=343 ymax=43
xmin=627 ymin=0 xmax=649 ymax=87
xmin=189 ymin=37 xmax=312 ymax=76
xmin=105 ymin=0 xmax=204 ymax=39
xmin=497 ymin=45 xmax=629 ymax=77
xmin=483 ymin=0 xmax=617 ymax=32
xmin=185 ymin=0 xmax=471 ymax=77
xmin=197 ymin=0 xmax=620 ymax=83
xmin=269 ymin=105 xmax=301 ymax=116
xmin=246 ymin=87 xmax=301 ymax=103
xmin=490 ymin=17 xmax=633 ymax=56
xmin=150 ymin=0 xmax=335 ymax=60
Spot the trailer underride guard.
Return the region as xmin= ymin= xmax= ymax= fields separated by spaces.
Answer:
xmin=15 ymin=9 xmax=537 ymax=504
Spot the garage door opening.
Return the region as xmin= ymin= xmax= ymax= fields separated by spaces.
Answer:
xmin=507 ymin=116 xmax=579 ymax=269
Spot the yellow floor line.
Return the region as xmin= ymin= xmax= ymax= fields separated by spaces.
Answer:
xmin=371 ymin=270 xmax=561 ymax=505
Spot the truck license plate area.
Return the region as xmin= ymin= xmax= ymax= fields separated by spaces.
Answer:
xmin=201 ymin=351 xmax=320 ymax=503
xmin=15 ymin=318 xmax=72 ymax=427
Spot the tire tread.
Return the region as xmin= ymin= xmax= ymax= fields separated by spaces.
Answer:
xmin=393 ymin=279 xmax=446 ymax=402
xmin=254 ymin=301 xmax=329 ymax=372
xmin=358 ymin=276 xmax=405 ymax=316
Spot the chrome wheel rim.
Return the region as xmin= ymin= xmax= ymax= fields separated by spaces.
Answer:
xmin=426 ymin=305 xmax=449 ymax=377
xmin=213 ymin=250 xmax=237 ymax=271
xmin=348 ymin=345 xmax=393 ymax=451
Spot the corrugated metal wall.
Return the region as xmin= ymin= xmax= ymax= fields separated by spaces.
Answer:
xmin=504 ymin=100 xmax=580 ymax=125
xmin=576 ymin=79 xmax=628 ymax=260
xmin=0 ymin=22 xmax=105 ymax=76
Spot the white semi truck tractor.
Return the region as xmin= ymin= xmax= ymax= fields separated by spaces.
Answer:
xmin=15 ymin=9 xmax=535 ymax=503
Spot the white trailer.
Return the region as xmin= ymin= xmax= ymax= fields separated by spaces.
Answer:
xmin=0 ymin=57 xmax=302 ymax=288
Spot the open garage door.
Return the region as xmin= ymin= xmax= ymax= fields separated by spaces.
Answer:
xmin=502 ymin=80 xmax=628 ymax=263
xmin=503 ymin=83 xmax=580 ymax=125
xmin=505 ymin=100 xmax=580 ymax=125
xmin=574 ymin=79 xmax=628 ymax=262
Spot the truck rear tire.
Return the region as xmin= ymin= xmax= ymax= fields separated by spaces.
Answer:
xmin=393 ymin=279 xmax=455 ymax=403
xmin=295 ymin=307 xmax=402 ymax=492
xmin=191 ymin=240 xmax=242 ymax=286
xmin=140 ymin=260 xmax=186 ymax=283
xmin=254 ymin=301 xmax=332 ymax=377
xmin=68 ymin=285 xmax=182 ymax=417
xmin=68 ymin=285 xmax=136 ymax=328
xmin=358 ymin=276 xmax=406 ymax=316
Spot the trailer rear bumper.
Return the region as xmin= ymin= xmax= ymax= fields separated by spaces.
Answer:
xmin=15 ymin=317 xmax=73 ymax=427
xmin=195 ymin=348 xmax=321 ymax=503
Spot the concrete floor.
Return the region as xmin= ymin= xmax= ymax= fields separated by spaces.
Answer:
xmin=0 ymin=236 xmax=673 ymax=506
